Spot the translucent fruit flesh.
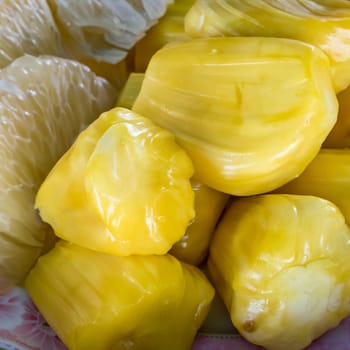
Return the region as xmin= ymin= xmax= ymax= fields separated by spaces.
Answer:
xmin=0 ymin=55 xmax=116 ymax=294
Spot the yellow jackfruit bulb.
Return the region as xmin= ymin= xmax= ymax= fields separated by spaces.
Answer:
xmin=185 ymin=0 xmax=350 ymax=92
xmin=170 ymin=179 xmax=229 ymax=265
xmin=275 ymin=149 xmax=350 ymax=225
xmin=116 ymin=73 xmax=145 ymax=109
xmin=116 ymin=72 xmax=228 ymax=265
xmin=208 ymin=194 xmax=350 ymax=350
xmin=35 ymin=107 xmax=195 ymax=256
xmin=25 ymin=240 xmax=214 ymax=350
xmin=324 ymin=85 xmax=350 ymax=147
xmin=134 ymin=0 xmax=194 ymax=72
xmin=133 ymin=37 xmax=338 ymax=196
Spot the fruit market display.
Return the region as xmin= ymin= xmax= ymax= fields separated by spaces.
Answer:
xmin=2 ymin=0 xmax=350 ymax=349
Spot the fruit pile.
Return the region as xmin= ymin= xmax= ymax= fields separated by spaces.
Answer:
xmin=2 ymin=1 xmax=350 ymax=350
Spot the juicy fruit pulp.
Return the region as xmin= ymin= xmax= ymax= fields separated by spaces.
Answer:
xmin=0 ymin=0 xmax=64 ymax=68
xmin=209 ymin=194 xmax=350 ymax=350
xmin=116 ymin=72 xmax=145 ymax=109
xmin=133 ymin=36 xmax=338 ymax=196
xmin=184 ymin=0 xmax=350 ymax=92
xmin=35 ymin=107 xmax=195 ymax=256
xmin=275 ymin=149 xmax=350 ymax=225
xmin=0 ymin=0 xmax=173 ymax=86
xmin=25 ymin=240 xmax=215 ymax=350
xmin=324 ymin=85 xmax=350 ymax=148
xmin=134 ymin=0 xmax=194 ymax=72
xmin=170 ymin=179 xmax=229 ymax=265
xmin=47 ymin=0 xmax=174 ymax=65
xmin=116 ymin=72 xmax=229 ymax=265
xmin=0 ymin=55 xmax=116 ymax=294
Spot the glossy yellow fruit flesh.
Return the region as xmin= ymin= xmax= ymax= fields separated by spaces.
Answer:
xmin=0 ymin=55 xmax=116 ymax=294
xmin=25 ymin=240 xmax=214 ymax=350
xmin=35 ymin=107 xmax=194 ymax=256
xmin=116 ymin=73 xmax=145 ymax=109
xmin=185 ymin=0 xmax=350 ymax=92
xmin=134 ymin=0 xmax=194 ymax=72
xmin=275 ymin=149 xmax=350 ymax=225
xmin=133 ymin=37 xmax=338 ymax=196
xmin=324 ymin=85 xmax=350 ymax=147
xmin=116 ymin=72 xmax=229 ymax=265
xmin=170 ymin=179 xmax=229 ymax=265
xmin=208 ymin=194 xmax=350 ymax=350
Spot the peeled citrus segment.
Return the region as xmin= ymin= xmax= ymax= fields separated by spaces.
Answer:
xmin=47 ymin=0 xmax=174 ymax=65
xmin=25 ymin=240 xmax=214 ymax=350
xmin=35 ymin=107 xmax=195 ymax=256
xmin=275 ymin=149 xmax=350 ymax=225
xmin=170 ymin=179 xmax=229 ymax=265
xmin=133 ymin=37 xmax=338 ymax=196
xmin=0 ymin=0 xmax=130 ymax=89
xmin=0 ymin=55 xmax=117 ymax=294
xmin=0 ymin=0 xmax=64 ymax=68
xmin=185 ymin=0 xmax=350 ymax=92
xmin=208 ymin=194 xmax=350 ymax=350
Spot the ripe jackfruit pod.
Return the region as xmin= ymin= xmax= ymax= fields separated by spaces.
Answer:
xmin=208 ymin=194 xmax=350 ymax=350
xmin=134 ymin=0 xmax=194 ymax=72
xmin=133 ymin=37 xmax=338 ymax=196
xmin=170 ymin=179 xmax=229 ymax=265
xmin=275 ymin=148 xmax=350 ymax=225
xmin=324 ymin=85 xmax=350 ymax=147
xmin=26 ymin=240 xmax=214 ymax=350
xmin=35 ymin=107 xmax=195 ymax=256
xmin=185 ymin=0 xmax=350 ymax=92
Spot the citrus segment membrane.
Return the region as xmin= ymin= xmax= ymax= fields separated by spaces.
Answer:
xmin=0 ymin=55 xmax=117 ymax=293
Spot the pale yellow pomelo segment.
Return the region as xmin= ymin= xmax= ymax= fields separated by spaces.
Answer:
xmin=47 ymin=0 xmax=174 ymax=65
xmin=184 ymin=0 xmax=350 ymax=92
xmin=0 ymin=0 xmax=65 ymax=68
xmin=0 ymin=0 xmax=129 ymax=89
xmin=35 ymin=107 xmax=195 ymax=256
xmin=0 ymin=55 xmax=117 ymax=294
xmin=25 ymin=241 xmax=214 ymax=350
xmin=208 ymin=194 xmax=350 ymax=350
xmin=133 ymin=37 xmax=338 ymax=196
